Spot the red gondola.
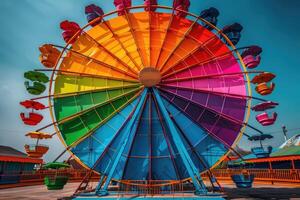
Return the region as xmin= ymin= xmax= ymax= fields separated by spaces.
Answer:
xmin=60 ymin=20 xmax=81 ymax=44
xmin=173 ymin=0 xmax=190 ymax=18
xmin=251 ymin=101 xmax=278 ymax=112
xmin=39 ymin=44 xmax=61 ymax=68
xmin=144 ymin=0 xmax=158 ymax=12
xmin=20 ymin=100 xmax=46 ymax=110
xmin=114 ymin=0 xmax=132 ymax=16
xmin=20 ymin=112 xmax=43 ymax=126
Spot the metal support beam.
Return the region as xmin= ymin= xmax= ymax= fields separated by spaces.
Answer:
xmin=95 ymin=88 xmax=148 ymax=196
xmin=152 ymin=88 xmax=207 ymax=195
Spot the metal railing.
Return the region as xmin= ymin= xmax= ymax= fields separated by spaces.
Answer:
xmin=1 ymin=169 xmax=299 ymax=189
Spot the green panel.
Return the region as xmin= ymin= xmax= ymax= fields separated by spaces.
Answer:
xmin=54 ymin=87 xmax=139 ymax=121
xmin=75 ymin=93 xmax=93 ymax=111
xmin=54 ymin=97 xmax=78 ymax=121
xmin=57 ymin=87 xmax=141 ymax=146
xmin=108 ymin=89 xmax=123 ymax=99
xmin=92 ymin=91 xmax=109 ymax=104
xmin=96 ymin=104 xmax=115 ymax=119
xmin=111 ymin=96 xmax=127 ymax=109
xmin=59 ymin=118 xmax=88 ymax=145
xmin=81 ymin=110 xmax=102 ymax=130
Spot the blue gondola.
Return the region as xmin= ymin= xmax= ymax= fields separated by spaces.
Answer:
xmin=200 ymin=7 xmax=220 ymax=30
xmin=85 ymin=4 xmax=104 ymax=27
xmin=222 ymin=23 xmax=243 ymax=45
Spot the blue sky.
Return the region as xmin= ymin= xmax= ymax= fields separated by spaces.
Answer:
xmin=0 ymin=0 xmax=299 ymax=162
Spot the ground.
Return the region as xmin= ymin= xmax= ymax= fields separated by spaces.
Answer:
xmin=0 ymin=182 xmax=300 ymax=200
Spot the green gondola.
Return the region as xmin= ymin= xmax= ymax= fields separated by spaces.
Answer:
xmin=43 ymin=162 xmax=70 ymax=190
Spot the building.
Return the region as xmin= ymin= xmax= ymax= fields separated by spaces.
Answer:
xmin=0 ymin=145 xmax=43 ymax=184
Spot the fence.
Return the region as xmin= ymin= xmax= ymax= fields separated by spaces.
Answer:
xmin=1 ymin=169 xmax=300 ymax=189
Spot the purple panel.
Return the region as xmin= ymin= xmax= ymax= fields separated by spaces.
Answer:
xmin=159 ymin=89 xmax=240 ymax=146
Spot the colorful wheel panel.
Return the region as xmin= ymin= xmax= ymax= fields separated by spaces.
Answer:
xmin=52 ymin=11 xmax=250 ymax=182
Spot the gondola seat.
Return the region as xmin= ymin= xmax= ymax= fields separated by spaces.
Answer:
xmin=24 ymin=144 xmax=49 ymax=158
xmin=60 ymin=20 xmax=81 ymax=44
xmin=231 ymin=173 xmax=254 ymax=188
xmin=20 ymin=112 xmax=43 ymax=126
xmin=24 ymin=81 xmax=46 ymax=95
xmin=222 ymin=23 xmax=243 ymax=45
xmin=114 ymin=0 xmax=132 ymax=16
xmin=243 ymin=55 xmax=261 ymax=69
xmin=173 ymin=0 xmax=190 ymax=18
xmin=200 ymin=7 xmax=219 ymax=30
xmin=144 ymin=0 xmax=158 ymax=12
xmin=85 ymin=4 xmax=104 ymax=26
xmin=39 ymin=44 xmax=61 ymax=68
xmin=256 ymin=112 xmax=277 ymax=126
xmin=255 ymin=82 xmax=275 ymax=95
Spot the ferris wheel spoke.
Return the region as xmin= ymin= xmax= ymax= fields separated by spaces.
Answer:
xmin=102 ymin=19 xmax=142 ymax=71
xmin=82 ymin=32 xmax=139 ymax=75
xmin=60 ymin=89 xmax=143 ymax=147
xmin=157 ymin=84 xmax=268 ymax=102
xmin=52 ymin=44 xmax=138 ymax=80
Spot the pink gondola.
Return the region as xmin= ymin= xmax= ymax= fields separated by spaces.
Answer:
xmin=60 ymin=20 xmax=81 ymax=44
xmin=251 ymin=101 xmax=278 ymax=112
xmin=241 ymin=46 xmax=262 ymax=69
xmin=20 ymin=112 xmax=43 ymax=126
xmin=256 ymin=112 xmax=277 ymax=126
xmin=173 ymin=0 xmax=190 ymax=18
xmin=114 ymin=0 xmax=132 ymax=16
xmin=144 ymin=0 xmax=158 ymax=12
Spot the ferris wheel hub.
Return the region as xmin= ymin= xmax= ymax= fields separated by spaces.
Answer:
xmin=138 ymin=67 xmax=161 ymax=87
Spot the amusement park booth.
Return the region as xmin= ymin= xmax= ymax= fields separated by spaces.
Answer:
xmin=0 ymin=145 xmax=43 ymax=184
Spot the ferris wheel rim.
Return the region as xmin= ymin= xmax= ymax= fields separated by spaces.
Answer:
xmin=46 ymin=4 xmax=252 ymax=185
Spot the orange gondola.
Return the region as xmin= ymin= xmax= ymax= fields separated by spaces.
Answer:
xmin=24 ymin=132 xmax=52 ymax=158
xmin=255 ymin=82 xmax=275 ymax=95
xmin=39 ymin=44 xmax=61 ymax=68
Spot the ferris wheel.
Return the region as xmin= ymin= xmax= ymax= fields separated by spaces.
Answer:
xmin=20 ymin=0 xmax=278 ymax=197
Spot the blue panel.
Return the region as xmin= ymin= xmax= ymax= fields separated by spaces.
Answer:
xmin=71 ymin=97 xmax=140 ymax=171
xmin=160 ymin=96 xmax=227 ymax=170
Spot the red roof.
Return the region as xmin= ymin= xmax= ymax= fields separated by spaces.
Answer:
xmin=0 ymin=146 xmax=43 ymax=164
xmin=0 ymin=155 xmax=42 ymax=164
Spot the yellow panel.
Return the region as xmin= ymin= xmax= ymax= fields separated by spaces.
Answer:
xmin=54 ymin=74 xmax=137 ymax=94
